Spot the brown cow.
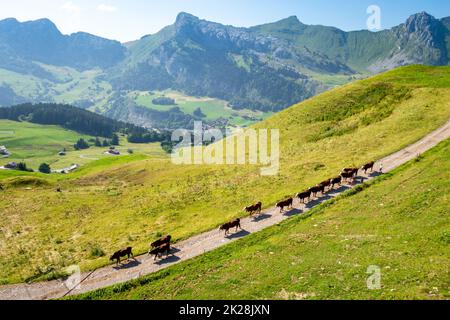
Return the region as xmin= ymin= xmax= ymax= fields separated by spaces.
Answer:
xmin=296 ymin=191 xmax=311 ymax=204
xmin=276 ymin=198 xmax=293 ymax=213
xmin=151 ymin=235 xmax=172 ymax=248
xmin=361 ymin=161 xmax=375 ymax=174
xmin=110 ymin=247 xmax=133 ymax=265
xmin=341 ymin=171 xmax=357 ymax=184
xmin=308 ymin=185 xmax=324 ymax=198
xmin=330 ymin=176 xmax=342 ymax=189
xmin=244 ymin=202 xmax=262 ymax=216
xmin=319 ymin=179 xmax=332 ymax=193
xmin=149 ymin=243 xmax=172 ymax=261
xmin=342 ymin=167 xmax=359 ymax=176
xmin=220 ymin=219 xmax=241 ymax=236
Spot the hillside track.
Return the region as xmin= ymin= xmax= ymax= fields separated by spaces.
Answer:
xmin=1 ymin=119 xmax=450 ymax=300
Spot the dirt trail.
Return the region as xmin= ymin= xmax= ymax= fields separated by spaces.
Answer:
xmin=1 ymin=119 xmax=450 ymax=300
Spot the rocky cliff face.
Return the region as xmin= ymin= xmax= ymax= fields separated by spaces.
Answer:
xmin=399 ymin=12 xmax=447 ymax=64
xmin=369 ymin=12 xmax=448 ymax=72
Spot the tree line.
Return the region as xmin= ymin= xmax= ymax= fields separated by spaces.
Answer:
xmin=0 ymin=103 xmax=172 ymax=149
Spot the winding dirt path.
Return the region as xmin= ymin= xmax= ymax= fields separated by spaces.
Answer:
xmin=1 ymin=119 xmax=450 ymax=300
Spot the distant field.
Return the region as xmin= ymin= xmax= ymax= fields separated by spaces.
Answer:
xmin=72 ymin=139 xmax=450 ymax=300
xmin=131 ymin=90 xmax=273 ymax=126
xmin=0 ymin=66 xmax=449 ymax=284
xmin=0 ymin=120 xmax=165 ymax=172
xmin=1 ymin=66 xmax=271 ymax=127
xmin=0 ymin=65 xmax=113 ymax=112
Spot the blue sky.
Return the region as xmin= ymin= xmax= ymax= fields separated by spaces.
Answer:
xmin=0 ymin=0 xmax=448 ymax=42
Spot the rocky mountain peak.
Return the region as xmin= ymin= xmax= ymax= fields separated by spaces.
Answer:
xmin=405 ymin=11 xmax=437 ymax=33
xmin=175 ymin=12 xmax=199 ymax=26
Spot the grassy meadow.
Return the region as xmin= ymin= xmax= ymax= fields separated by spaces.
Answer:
xmin=71 ymin=139 xmax=450 ymax=300
xmin=0 ymin=65 xmax=449 ymax=284
xmin=130 ymin=90 xmax=273 ymax=126
xmin=0 ymin=65 xmax=113 ymax=112
xmin=0 ymin=120 xmax=165 ymax=171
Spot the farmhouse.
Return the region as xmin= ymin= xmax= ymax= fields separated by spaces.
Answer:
xmin=4 ymin=162 xmax=17 ymax=169
xmin=106 ymin=149 xmax=121 ymax=156
xmin=52 ymin=164 xmax=79 ymax=174
xmin=0 ymin=146 xmax=9 ymax=156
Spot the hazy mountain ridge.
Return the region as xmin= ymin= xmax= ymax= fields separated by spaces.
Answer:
xmin=253 ymin=12 xmax=449 ymax=73
xmin=111 ymin=12 xmax=347 ymax=112
xmin=0 ymin=18 xmax=125 ymax=73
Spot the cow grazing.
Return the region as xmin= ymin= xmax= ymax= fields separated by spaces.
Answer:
xmin=220 ymin=219 xmax=241 ymax=236
xmin=296 ymin=191 xmax=311 ymax=204
xmin=151 ymin=235 xmax=172 ymax=248
xmin=330 ymin=176 xmax=342 ymax=189
xmin=149 ymin=243 xmax=172 ymax=261
xmin=276 ymin=198 xmax=293 ymax=213
xmin=244 ymin=202 xmax=262 ymax=216
xmin=362 ymin=161 xmax=375 ymax=174
xmin=110 ymin=247 xmax=133 ymax=265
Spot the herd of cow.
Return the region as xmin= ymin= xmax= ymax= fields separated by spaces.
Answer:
xmin=110 ymin=161 xmax=377 ymax=265
xmin=110 ymin=235 xmax=174 ymax=264
xmin=275 ymin=161 xmax=374 ymax=213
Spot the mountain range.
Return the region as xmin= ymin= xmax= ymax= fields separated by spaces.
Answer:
xmin=0 ymin=11 xmax=448 ymax=129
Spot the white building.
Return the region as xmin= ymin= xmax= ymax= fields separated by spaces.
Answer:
xmin=0 ymin=146 xmax=9 ymax=156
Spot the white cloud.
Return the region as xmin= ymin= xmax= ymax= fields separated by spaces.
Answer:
xmin=97 ymin=4 xmax=118 ymax=13
xmin=61 ymin=1 xmax=81 ymax=15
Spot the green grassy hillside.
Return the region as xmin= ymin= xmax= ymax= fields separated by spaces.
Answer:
xmin=72 ymin=139 xmax=450 ymax=300
xmin=0 ymin=65 xmax=449 ymax=284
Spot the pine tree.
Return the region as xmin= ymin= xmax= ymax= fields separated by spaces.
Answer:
xmin=111 ymin=134 xmax=120 ymax=146
xmin=74 ymin=138 xmax=89 ymax=150
xmin=38 ymin=163 xmax=51 ymax=174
